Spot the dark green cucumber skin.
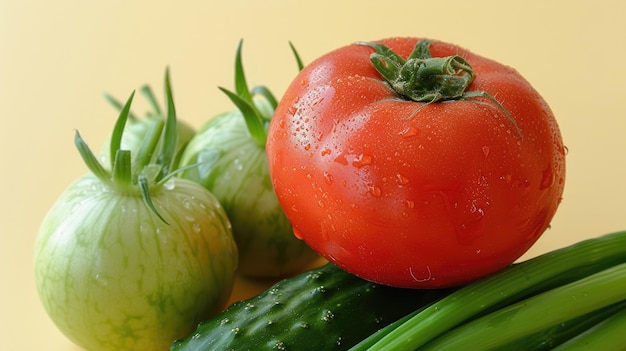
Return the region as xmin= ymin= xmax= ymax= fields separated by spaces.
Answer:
xmin=171 ymin=263 xmax=450 ymax=350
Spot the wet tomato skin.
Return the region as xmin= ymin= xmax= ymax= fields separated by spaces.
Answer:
xmin=266 ymin=37 xmax=565 ymax=288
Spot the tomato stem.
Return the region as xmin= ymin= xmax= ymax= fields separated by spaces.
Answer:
xmin=357 ymin=40 xmax=522 ymax=138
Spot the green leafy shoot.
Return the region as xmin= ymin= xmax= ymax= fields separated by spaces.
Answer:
xmin=233 ymin=39 xmax=254 ymax=103
xmin=138 ymin=174 xmax=168 ymax=224
xmin=218 ymin=39 xmax=268 ymax=147
xmin=156 ymin=68 xmax=178 ymax=179
xmin=108 ymin=90 xmax=136 ymax=170
xmin=251 ymin=85 xmax=278 ymax=111
xmin=219 ymin=87 xmax=268 ymax=146
xmin=289 ymin=41 xmax=305 ymax=71
xmin=74 ymin=130 xmax=114 ymax=186
xmin=132 ymin=118 xmax=164 ymax=179
xmin=103 ymin=81 xmax=164 ymax=123
xmin=141 ymin=84 xmax=162 ymax=117
xmin=74 ymin=69 xmax=183 ymax=224
xmin=103 ymin=92 xmax=138 ymax=121
xmin=219 ymin=39 xmax=307 ymax=148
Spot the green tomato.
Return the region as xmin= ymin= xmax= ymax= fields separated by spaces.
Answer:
xmin=35 ymin=175 xmax=237 ymax=351
xmin=179 ymin=40 xmax=318 ymax=278
xmin=34 ymin=71 xmax=238 ymax=350
xmin=180 ymin=41 xmax=319 ymax=278
xmin=180 ymin=98 xmax=317 ymax=278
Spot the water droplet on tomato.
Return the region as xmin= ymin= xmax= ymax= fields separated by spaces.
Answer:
xmin=482 ymin=146 xmax=490 ymax=157
xmin=520 ymin=178 xmax=531 ymax=189
xmin=478 ymin=175 xmax=489 ymax=187
xmin=396 ymin=173 xmax=409 ymax=185
xmin=540 ymin=166 xmax=554 ymax=190
xmin=456 ymin=211 xmax=485 ymax=244
xmin=304 ymin=143 xmax=311 ymax=151
xmin=399 ymin=125 xmax=419 ymax=138
xmin=321 ymin=226 xmax=331 ymax=241
xmin=318 ymin=200 xmax=325 ymax=208
xmin=321 ymin=148 xmax=332 ymax=156
xmin=352 ymin=154 xmax=372 ymax=168
xmin=456 ymin=200 xmax=486 ymax=244
xmin=323 ymin=171 xmax=334 ymax=185
xmin=369 ymin=186 xmax=382 ymax=197
xmin=293 ymin=228 xmax=304 ymax=240
xmin=405 ymin=200 xmax=415 ymax=209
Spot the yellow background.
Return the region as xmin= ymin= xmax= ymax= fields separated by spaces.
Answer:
xmin=1 ymin=1 xmax=625 ymax=349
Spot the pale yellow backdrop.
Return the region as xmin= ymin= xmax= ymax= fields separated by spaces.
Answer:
xmin=1 ymin=1 xmax=625 ymax=350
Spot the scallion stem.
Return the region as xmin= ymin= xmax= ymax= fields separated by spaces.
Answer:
xmin=496 ymin=301 xmax=626 ymax=350
xmin=552 ymin=305 xmax=626 ymax=351
xmin=419 ymin=263 xmax=626 ymax=350
xmin=360 ymin=230 xmax=626 ymax=351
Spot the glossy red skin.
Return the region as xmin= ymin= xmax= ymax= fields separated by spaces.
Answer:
xmin=266 ymin=37 xmax=566 ymax=288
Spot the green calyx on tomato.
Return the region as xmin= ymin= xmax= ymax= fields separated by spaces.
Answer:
xmin=100 ymin=79 xmax=196 ymax=173
xmin=358 ymin=40 xmax=522 ymax=137
xmin=219 ymin=40 xmax=305 ymax=148
xmin=76 ymin=68 xmax=184 ymax=223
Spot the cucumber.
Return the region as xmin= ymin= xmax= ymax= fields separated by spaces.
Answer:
xmin=171 ymin=263 xmax=450 ymax=350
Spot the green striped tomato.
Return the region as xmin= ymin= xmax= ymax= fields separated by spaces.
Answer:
xmin=35 ymin=175 xmax=237 ymax=350
xmin=34 ymin=70 xmax=238 ymax=350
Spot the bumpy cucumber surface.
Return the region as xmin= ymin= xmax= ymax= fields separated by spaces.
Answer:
xmin=171 ymin=263 xmax=449 ymax=350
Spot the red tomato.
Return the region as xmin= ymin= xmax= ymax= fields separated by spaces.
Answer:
xmin=266 ymin=37 xmax=566 ymax=288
